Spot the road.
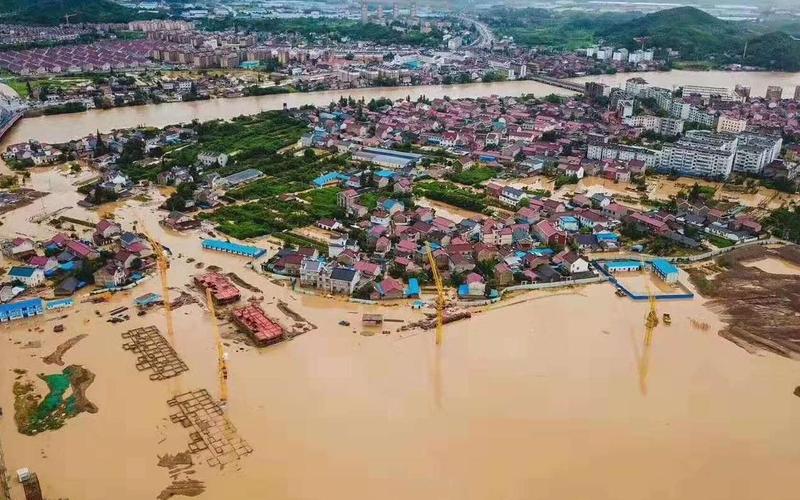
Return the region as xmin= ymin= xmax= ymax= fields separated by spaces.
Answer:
xmin=461 ymin=16 xmax=495 ymax=49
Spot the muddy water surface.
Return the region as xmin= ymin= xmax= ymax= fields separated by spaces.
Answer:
xmin=1 ymin=169 xmax=800 ymax=500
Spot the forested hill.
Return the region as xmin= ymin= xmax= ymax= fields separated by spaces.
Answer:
xmin=483 ymin=6 xmax=800 ymax=71
xmin=601 ymin=7 xmax=749 ymax=60
xmin=0 ymin=0 xmax=160 ymax=25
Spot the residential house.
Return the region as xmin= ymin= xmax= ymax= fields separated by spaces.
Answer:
xmin=94 ymin=263 xmax=127 ymax=287
xmin=8 ymin=266 xmax=45 ymax=287
xmin=533 ymin=220 xmax=567 ymax=247
xmin=320 ymin=267 xmax=360 ymax=295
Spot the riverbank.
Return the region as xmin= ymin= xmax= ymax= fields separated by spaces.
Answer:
xmin=0 ymin=80 xmax=576 ymax=146
xmin=1 ymin=69 xmax=799 ymax=147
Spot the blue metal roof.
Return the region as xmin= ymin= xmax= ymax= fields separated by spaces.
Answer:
xmin=46 ymin=298 xmax=74 ymax=310
xmin=383 ymin=199 xmax=402 ymax=210
xmin=652 ymin=259 xmax=678 ymax=276
xmin=201 ymin=239 xmax=266 ymax=258
xmin=9 ymin=266 xmax=38 ymax=278
xmin=312 ymin=172 xmax=348 ymax=187
xmin=596 ymin=232 xmax=620 ymax=241
xmin=406 ymin=278 xmax=420 ymax=297
xmin=530 ymin=248 xmax=554 ymax=257
xmin=606 ymin=260 xmax=643 ymax=270
xmin=0 ymin=298 xmax=44 ymax=315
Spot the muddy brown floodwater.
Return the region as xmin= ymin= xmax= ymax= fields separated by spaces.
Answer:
xmin=1 ymin=169 xmax=800 ymax=500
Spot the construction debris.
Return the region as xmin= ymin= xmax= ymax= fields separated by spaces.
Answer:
xmin=362 ymin=314 xmax=383 ymax=327
xmin=157 ymin=479 xmax=205 ymax=500
xmin=401 ymin=310 xmax=472 ymax=332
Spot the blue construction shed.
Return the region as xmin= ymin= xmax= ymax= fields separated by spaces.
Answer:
xmin=46 ymin=298 xmax=74 ymax=311
xmin=0 ymin=298 xmax=44 ymax=322
xmin=652 ymin=259 xmax=679 ymax=283
xmin=201 ymin=239 xmax=267 ymax=259
xmin=605 ymin=260 xmax=643 ymax=273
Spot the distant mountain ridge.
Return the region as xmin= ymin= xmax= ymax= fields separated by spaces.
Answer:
xmin=601 ymin=6 xmax=800 ymax=70
xmin=0 ymin=0 xmax=156 ymax=25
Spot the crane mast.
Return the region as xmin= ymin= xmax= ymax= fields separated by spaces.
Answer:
xmin=139 ymin=223 xmax=175 ymax=343
xmin=639 ymin=257 xmax=659 ymax=395
xmin=425 ymin=243 xmax=445 ymax=346
xmin=205 ymin=288 xmax=229 ymax=405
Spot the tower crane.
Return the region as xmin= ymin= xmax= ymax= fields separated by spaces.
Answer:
xmin=139 ymin=222 xmax=175 ymax=344
xmin=205 ymin=288 xmax=229 ymax=406
xmin=638 ymin=257 xmax=659 ymax=395
xmin=425 ymin=242 xmax=445 ymax=346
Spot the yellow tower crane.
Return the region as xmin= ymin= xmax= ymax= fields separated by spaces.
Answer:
xmin=205 ymin=288 xmax=229 ymax=405
xmin=139 ymin=222 xmax=175 ymax=343
xmin=638 ymin=257 xmax=659 ymax=395
xmin=425 ymin=243 xmax=445 ymax=346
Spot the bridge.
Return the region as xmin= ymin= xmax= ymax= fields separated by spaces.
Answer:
xmin=527 ymin=74 xmax=586 ymax=94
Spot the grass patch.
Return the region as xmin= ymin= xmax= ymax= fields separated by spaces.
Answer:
xmin=414 ymin=181 xmax=488 ymax=213
xmin=447 ymin=166 xmax=496 ymax=186
xmin=706 ymin=234 xmax=735 ymax=248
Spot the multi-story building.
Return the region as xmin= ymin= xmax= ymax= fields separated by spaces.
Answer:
xmin=733 ymin=133 xmax=783 ymax=174
xmin=624 ymin=115 xmax=684 ymax=136
xmin=716 ymin=115 xmax=748 ymax=134
xmin=765 ymin=85 xmax=783 ymax=101
xmin=624 ymin=77 xmax=649 ymax=97
xmin=586 ymin=138 xmax=659 ymax=168
xmin=682 ymin=85 xmax=738 ymax=101
xmin=657 ymin=131 xmax=738 ymax=179
xmin=795 ymin=86 xmax=800 ymax=101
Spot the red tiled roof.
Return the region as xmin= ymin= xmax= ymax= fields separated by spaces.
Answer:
xmin=232 ymin=304 xmax=284 ymax=344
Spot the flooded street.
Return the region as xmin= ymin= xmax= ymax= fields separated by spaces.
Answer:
xmin=0 ymin=169 xmax=799 ymax=499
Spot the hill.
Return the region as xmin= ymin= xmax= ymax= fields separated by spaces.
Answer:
xmin=0 ymin=0 xmax=157 ymax=25
xmin=601 ymin=6 xmax=748 ymax=60
xmin=744 ymin=31 xmax=800 ymax=72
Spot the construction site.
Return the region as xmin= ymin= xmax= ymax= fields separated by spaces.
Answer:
xmin=1 ymin=174 xmax=800 ymax=500
xmin=687 ymin=245 xmax=800 ymax=359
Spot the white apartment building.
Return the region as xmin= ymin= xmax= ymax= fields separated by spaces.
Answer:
xmin=624 ymin=115 xmax=685 ymax=136
xmin=658 ymin=144 xmax=735 ymax=178
xmin=733 ymin=133 xmax=782 ymax=174
xmin=587 ymin=141 xmax=659 ymax=168
xmin=682 ymin=85 xmax=739 ymax=101
xmin=612 ymin=48 xmax=629 ymax=62
xmin=657 ymin=131 xmax=738 ymax=178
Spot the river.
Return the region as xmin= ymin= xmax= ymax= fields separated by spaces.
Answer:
xmin=0 ymin=80 xmax=577 ymax=146
xmin=2 ymin=70 xmax=798 ymax=147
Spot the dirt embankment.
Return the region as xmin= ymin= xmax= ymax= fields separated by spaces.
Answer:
xmin=688 ymin=245 xmax=800 ymax=358
xmin=65 ymin=364 xmax=98 ymax=414
xmin=42 ymin=334 xmax=87 ymax=366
